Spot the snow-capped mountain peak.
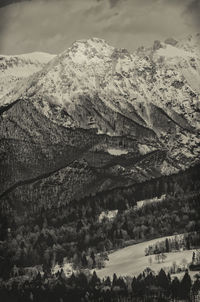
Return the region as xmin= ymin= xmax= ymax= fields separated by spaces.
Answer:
xmin=1 ymin=35 xmax=200 ymax=171
xmin=66 ymin=38 xmax=114 ymax=63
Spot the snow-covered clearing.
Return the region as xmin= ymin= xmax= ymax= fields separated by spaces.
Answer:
xmin=99 ymin=210 xmax=118 ymax=222
xmin=107 ymin=148 xmax=128 ymax=156
xmin=96 ymin=235 xmax=196 ymax=279
xmin=135 ymin=194 xmax=166 ymax=210
xmin=52 ymin=262 xmax=74 ymax=277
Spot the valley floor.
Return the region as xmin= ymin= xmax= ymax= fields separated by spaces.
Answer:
xmin=95 ymin=235 xmax=197 ymax=279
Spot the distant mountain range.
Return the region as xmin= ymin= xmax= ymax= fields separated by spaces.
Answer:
xmin=0 ymin=34 xmax=200 ymax=210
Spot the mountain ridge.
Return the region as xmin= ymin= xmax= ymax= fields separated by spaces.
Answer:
xmin=0 ymin=34 xmax=200 ymax=208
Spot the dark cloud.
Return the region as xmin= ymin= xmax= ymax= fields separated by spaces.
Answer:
xmin=184 ymin=0 xmax=200 ymax=27
xmin=109 ymin=0 xmax=120 ymax=8
xmin=0 ymin=0 xmax=30 ymax=8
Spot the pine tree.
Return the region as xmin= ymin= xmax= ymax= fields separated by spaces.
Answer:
xmin=157 ymin=269 xmax=170 ymax=292
xmin=81 ymin=253 xmax=88 ymax=267
xmin=117 ymin=277 xmax=127 ymax=291
xmin=112 ymin=273 xmax=118 ymax=287
xmin=104 ymin=276 xmax=111 ymax=287
xmin=186 ymin=235 xmax=191 ymax=250
xmin=191 ymin=276 xmax=200 ymax=298
xmin=89 ymin=271 xmax=100 ymax=289
xmin=180 ymin=270 xmax=192 ymax=299
xmin=165 ymin=238 xmax=169 ymax=253
xmin=69 ymin=272 xmax=76 ymax=286
xmin=77 ymin=272 xmax=88 ymax=289
xmin=171 ymin=277 xmax=180 ymax=299
xmin=192 ymin=251 xmax=196 ymax=264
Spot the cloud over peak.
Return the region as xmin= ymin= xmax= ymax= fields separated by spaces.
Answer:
xmin=0 ymin=0 xmax=198 ymax=55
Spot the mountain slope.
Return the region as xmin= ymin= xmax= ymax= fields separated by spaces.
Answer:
xmin=0 ymin=52 xmax=55 ymax=107
xmin=0 ymin=34 xmax=200 ymax=208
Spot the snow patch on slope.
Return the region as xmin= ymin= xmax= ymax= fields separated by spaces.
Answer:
xmin=1 ymin=52 xmax=55 ymax=64
xmin=107 ymin=148 xmax=128 ymax=156
xmin=0 ymin=52 xmax=55 ymax=106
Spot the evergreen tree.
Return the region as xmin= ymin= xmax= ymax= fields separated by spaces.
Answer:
xmin=167 ymin=272 xmax=171 ymax=283
xmin=180 ymin=270 xmax=192 ymax=299
xmin=89 ymin=271 xmax=100 ymax=289
xmin=81 ymin=253 xmax=88 ymax=267
xmin=192 ymin=251 xmax=196 ymax=264
xmin=77 ymin=272 xmax=88 ymax=289
xmin=191 ymin=276 xmax=200 ymax=298
xmin=186 ymin=235 xmax=191 ymax=250
xmin=117 ymin=277 xmax=127 ymax=291
xmin=131 ymin=277 xmax=137 ymax=293
xmin=104 ymin=276 xmax=111 ymax=287
xmin=68 ymin=272 xmax=76 ymax=286
xmin=165 ymin=238 xmax=169 ymax=253
xmin=171 ymin=277 xmax=180 ymax=299
xmin=112 ymin=273 xmax=118 ymax=287
xmin=157 ymin=269 xmax=170 ymax=292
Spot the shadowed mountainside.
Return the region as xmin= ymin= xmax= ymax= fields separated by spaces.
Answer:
xmin=0 ymin=35 xmax=200 ymax=209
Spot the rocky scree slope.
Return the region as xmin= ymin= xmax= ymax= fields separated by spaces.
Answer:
xmin=0 ymin=35 xmax=200 ymax=209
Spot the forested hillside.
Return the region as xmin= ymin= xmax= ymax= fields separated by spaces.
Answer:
xmin=0 ymin=33 xmax=200 ymax=301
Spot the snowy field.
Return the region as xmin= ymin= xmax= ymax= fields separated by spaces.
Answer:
xmin=107 ymin=148 xmax=128 ymax=156
xmin=95 ymin=235 xmax=197 ymax=279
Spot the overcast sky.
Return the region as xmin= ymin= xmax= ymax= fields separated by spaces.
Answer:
xmin=0 ymin=0 xmax=199 ymax=55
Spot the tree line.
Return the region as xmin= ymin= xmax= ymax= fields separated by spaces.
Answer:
xmin=0 ymin=267 xmax=199 ymax=302
xmin=0 ymin=192 xmax=200 ymax=278
xmin=145 ymin=232 xmax=200 ymax=256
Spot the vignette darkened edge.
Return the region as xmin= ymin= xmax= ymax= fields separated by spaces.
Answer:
xmin=0 ymin=0 xmax=200 ymax=301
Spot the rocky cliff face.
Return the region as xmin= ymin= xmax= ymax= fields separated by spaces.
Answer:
xmin=0 ymin=34 xmax=200 ymax=210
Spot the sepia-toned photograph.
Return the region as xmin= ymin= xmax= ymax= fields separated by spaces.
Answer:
xmin=0 ymin=0 xmax=200 ymax=301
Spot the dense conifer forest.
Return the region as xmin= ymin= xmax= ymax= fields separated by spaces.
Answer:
xmin=0 ymin=165 xmax=200 ymax=275
xmin=0 ymin=267 xmax=200 ymax=302
xmin=0 ymin=164 xmax=200 ymax=302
